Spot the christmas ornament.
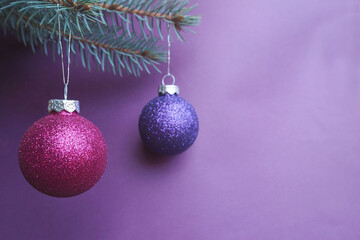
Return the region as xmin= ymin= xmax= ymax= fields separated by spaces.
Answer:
xmin=19 ymin=100 xmax=107 ymax=197
xmin=138 ymin=22 xmax=199 ymax=155
xmin=139 ymin=85 xmax=199 ymax=155
xmin=18 ymin=8 xmax=107 ymax=198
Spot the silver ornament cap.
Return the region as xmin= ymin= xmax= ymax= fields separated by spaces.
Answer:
xmin=158 ymin=84 xmax=180 ymax=95
xmin=48 ymin=99 xmax=80 ymax=113
xmin=159 ymin=74 xmax=179 ymax=95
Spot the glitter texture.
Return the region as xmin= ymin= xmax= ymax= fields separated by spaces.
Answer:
xmin=139 ymin=93 xmax=199 ymax=155
xmin=18 ymin=110 xmax=107 ymax=198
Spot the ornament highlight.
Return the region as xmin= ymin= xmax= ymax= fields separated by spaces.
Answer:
xmin=139 ymin=84 xmax=199 ymax=155
xmin=19 ymin=99 xmax=107 ymax=197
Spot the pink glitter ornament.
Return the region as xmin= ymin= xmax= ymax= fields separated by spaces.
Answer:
xmin=18 ymin=100 xmax=107 ymax=197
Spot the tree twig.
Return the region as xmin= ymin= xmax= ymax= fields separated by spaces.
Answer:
xmin=47 ymin=0 xmax=185 ymax=30
xmin=20 ymin=13 xmax=159 ymax=60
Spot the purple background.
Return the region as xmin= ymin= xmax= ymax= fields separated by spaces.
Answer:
xmin=1 ymin=0 xmax=360 ymax=239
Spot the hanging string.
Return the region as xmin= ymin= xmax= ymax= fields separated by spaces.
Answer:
xmin=161 ymin=17 xmax=176 ymax=86
xmin=166 ymin=22 xmax=171 ymax=76
xmin=57 ymin=3 xmax=72 ymax=100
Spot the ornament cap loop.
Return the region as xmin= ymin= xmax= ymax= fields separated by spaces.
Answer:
xmin=158 ymin=85 xmax=180 ymax=95
xmin=161 ymin=73 xmax=176 ymax=85
xmin=48 ymin=99 xmax=80 ymax=113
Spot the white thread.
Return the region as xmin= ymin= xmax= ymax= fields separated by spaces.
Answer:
xmin=57 ymin=3 xmax=71 ymax=100
xmin=161 ymin=17 xmax=176 ymax=86
xmin=167 ymin=21 xmax=171 ymax=76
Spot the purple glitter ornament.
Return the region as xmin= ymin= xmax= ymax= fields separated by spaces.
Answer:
xmin=18 ymin=100 xmax=107 ymax=197
xmin=139 ymin=85 xmax=199 ymax=155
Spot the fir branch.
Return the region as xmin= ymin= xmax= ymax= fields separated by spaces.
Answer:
xmin=1 ymin=8 xmax=165 ymax=76
xmin=0 ymin=0 xmax=200 ymax=77
xmin=14 ymin=0 xmax=200 ymax=39
xmin=44 ymin=0 xmax=198 ymax=30
xmin=24 ymin=12 xmax=160 ymax=60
